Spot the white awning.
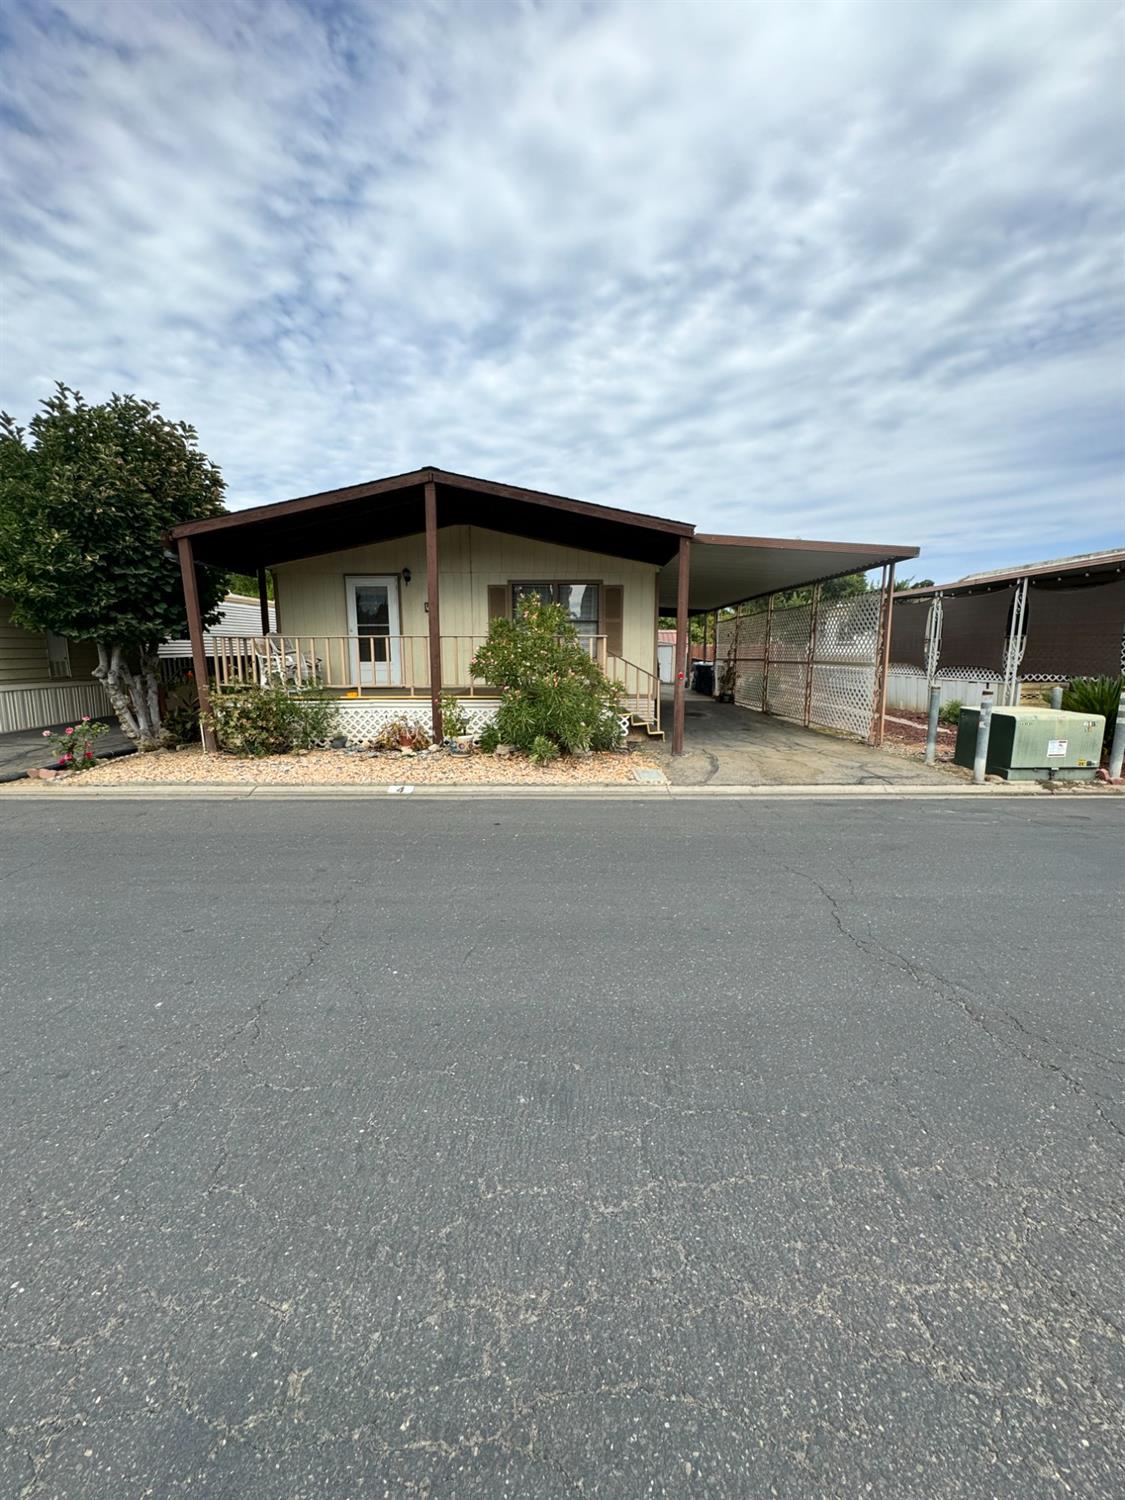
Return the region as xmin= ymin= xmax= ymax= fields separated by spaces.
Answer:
xmin=657 ymin=534 xmax=919 ymax=613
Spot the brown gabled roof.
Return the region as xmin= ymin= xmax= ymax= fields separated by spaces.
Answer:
xmin=169 ymin=465 xmax=921 ymax=608
xmin=169 ymin=466 xmax=693 ymax=571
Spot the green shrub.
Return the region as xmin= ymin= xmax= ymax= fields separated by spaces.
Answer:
xmin=163 ymin=676 xmax=200 ymax=746
xmin=206 ymin=682 xmax=339 ymax=757
xmin=471 ymin=596 xmax=622 ymax=754
xmin=1061 ymin=675 xmax=1121 ymax=757
xmin=440 ymin=694 xmax=469 ymax=739
xmin=478 ymin=723 xmax=500 ymax=754
xmin=937 ymin=698 xmax=962 ymax=726
xmin=529 ymin=734 xmax=560 ymax=765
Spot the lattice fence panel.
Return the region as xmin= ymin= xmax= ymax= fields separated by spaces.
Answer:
xmin=735 ymin=664 xmax=764 ymax=709
xmin=815 ymin=593 xmax=882 ymax=663
xmin=769 ymin=603 xmax=814 ymax=655
xmin=811 ymin=663 xmax=877 ymax=738
xmin=765 ymin=662 xmax=806 ymax=721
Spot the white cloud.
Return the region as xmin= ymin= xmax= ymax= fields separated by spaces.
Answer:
xmin=0 ymin=0 xmax=1121 ymax=582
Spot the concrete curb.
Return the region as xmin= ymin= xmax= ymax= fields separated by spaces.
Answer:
xmin=5 ymin=780 xmax=1119 ymax=802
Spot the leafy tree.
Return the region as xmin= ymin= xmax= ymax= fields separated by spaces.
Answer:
xmin=0 ymin=385 xmax=228 ymax=747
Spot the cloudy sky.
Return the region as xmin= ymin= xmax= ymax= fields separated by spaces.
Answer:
xmin=1 ymin=0 xmax=1121 ymax=582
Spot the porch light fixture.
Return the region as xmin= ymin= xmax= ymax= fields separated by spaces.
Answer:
xmin=401 ymin=567 xmax=412 ymax=585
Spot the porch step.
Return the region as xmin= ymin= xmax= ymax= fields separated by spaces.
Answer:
xmin=629 ymin=712 xmax=664 ymax=739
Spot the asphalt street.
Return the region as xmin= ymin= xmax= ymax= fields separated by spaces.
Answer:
xmin=2 ymin=797 xmax=1123 ymax=1498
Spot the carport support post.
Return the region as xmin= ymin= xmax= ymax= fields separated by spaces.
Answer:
xmin=672 ymin=535 xmax=690 ymax=755
xmin=871 ymin=562 xmax=895 ymax=746
xmin=424 ymin=478 xmax=443 ymax=744
xmin=256 ymin=567 xmax=271 ymax=637
xmin=177 ymin=536 xmax=217 ymax=751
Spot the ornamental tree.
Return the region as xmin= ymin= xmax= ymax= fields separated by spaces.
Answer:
xmin=0 ymin=385 xmax=228 ymax=747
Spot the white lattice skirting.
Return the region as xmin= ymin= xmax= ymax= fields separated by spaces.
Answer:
xmin=333 ymin=699 xmax=501 ymax=744
xmin=332 ymin=699 xmax=630 ymax=746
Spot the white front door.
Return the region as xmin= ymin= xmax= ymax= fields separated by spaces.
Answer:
xmin=345 ymin=576 xmax=402 ymax=686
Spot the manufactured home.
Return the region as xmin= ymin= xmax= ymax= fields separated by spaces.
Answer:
xmin=169 ymin=468 xmax=918 ymax=753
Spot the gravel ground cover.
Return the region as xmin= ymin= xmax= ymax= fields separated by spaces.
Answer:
xmin=3 ymin=742 xmax=665 ymax=788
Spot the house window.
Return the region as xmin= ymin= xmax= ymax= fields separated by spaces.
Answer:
xmin=45 ymin=632 xmax=71 ymax=679
xmin=512 ymin=582 xmax=600 ymax=640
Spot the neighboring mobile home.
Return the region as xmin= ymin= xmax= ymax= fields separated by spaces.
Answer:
xmin=0 ymin=593 xmax=276 ymax=735
xmin=0 ymin=596 xmax=109 ymax=734
xmin=169 ymin=468 xmax=918 ymax=754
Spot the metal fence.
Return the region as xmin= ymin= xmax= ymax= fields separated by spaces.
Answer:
xmin=716 ymin=587 xmax=888 ymax=742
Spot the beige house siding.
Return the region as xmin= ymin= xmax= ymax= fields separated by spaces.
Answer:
xmin=0 ymin=597 xmax=112 ymax=733
xmin=273 ymin=526 xmax=658 ymax=673
xmin=0 ymin=596 xmax=52 ymax=685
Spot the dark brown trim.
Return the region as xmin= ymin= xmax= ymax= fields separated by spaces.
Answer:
xmin=169 ymin=469 xmax=434 ymax=540
xmin=672 ymin=536 xmax=690 ymax=755
xmin=694 ymin=532 xmax=919 ymax=560
xmin=424 ymin=480 xmax=443 ymax=742
xmin=177 ymin=537 xmax=217 ymax=751
xmin=436 ymin=470 xmax=693 ymax=537
xmin=169 ymin=467 xmax=693 ymax=544
xmin=872 ymin=562 xmax=896 ymax=746
xmin=256 ymin=568 xmax=271 ymax=636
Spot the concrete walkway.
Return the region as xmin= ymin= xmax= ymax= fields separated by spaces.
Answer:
xmin=0 ymin=716 xmax=133 ymax=780
xmin=651 ymin=689 xmax=954 ymax=786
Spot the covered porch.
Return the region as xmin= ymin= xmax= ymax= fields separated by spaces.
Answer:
xmin=169 ymin=467 xmax=917 ymax=754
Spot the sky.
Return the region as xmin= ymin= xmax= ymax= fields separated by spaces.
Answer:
xmin=0 ymin=0 xmax=1122 ymax=584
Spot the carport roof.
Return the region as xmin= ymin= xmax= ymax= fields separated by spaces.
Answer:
xmin=169 ymin=466 xmax=918 ymax=605
xmin=659 ymin=533 xmax=920 ymax=613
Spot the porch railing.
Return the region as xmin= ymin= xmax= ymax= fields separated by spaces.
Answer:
xmin=606 ymin=653 xmax=661 ymax=734
xmin=209 ymin=634 xmax=611 ymax=697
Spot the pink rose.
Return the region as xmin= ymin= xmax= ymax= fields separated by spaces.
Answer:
xmin=64 ymin=727 xmax=74 ymax=735
xmin=81 ymin=715 xmax=91 ymax=722
xmin=42 ymin=729 xmax=50 ymax=737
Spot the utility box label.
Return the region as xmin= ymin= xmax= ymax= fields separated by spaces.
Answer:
xmin=1046 ymin=738 xmax=1068 ymax=757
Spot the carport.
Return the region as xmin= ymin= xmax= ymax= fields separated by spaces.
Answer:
xmin=659 ymin=532 xmax=919 ymax=752
xmin=651 ymin=689 xmax=952 ymax=786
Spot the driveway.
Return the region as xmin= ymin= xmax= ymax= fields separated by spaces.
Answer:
xmin=653 ymin=688 xmax=954 ymax=785
xmin=0 ymin=716 xmax=132 ymax=780
xmin=2 ymin=799 xmax=1122 ymax=1497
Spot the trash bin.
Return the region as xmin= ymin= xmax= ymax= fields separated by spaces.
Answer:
xmin=693 ymin=661 xmax=714 ymax=696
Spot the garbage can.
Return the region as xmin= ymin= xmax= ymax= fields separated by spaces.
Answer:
xmin=693 ymin=661 xmax=714 ymax=696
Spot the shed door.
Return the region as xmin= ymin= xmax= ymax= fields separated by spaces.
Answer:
xmin=657 ymin=642 xmax=675 ymax=683
xmin=345 ymin=576 xmax=402 ymax=686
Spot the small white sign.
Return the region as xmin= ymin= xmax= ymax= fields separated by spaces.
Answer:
xmin=1046 ymin=738 xmax=1068 ymax=758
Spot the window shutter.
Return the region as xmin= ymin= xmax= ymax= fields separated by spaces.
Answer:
xmin=604 ymin=585 xmax=624 ymax=657
xmin=487 ymin=584 xmax=508 ymax=623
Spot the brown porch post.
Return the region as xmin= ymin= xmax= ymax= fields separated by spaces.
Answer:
xmin=672 ymin=535 xmax=690 ymax=755
xmin=177 ymin=536 xmax=217 ymax=751
xmin=256 ymin=567 xmax=271 ymax=636
xmin=424 ymin=478 xmax=443 ymax=743
xmin=872 ymin=562 xmax=896 ymax=745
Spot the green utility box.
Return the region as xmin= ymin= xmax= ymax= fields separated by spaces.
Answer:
xmin=954 ymin=705 xmax=1105 ymax=781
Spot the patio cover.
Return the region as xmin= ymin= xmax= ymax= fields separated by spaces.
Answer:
xmin=659 ymin=533 xmax=919 ymax=613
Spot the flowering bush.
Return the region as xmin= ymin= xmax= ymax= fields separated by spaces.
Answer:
xmin=470 ymin=596 xmax=622 ymax=755
xmin=42 ymin=715 xmax=109 ymax=770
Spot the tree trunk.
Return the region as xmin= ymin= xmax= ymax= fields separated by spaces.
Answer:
xmin=94 ymin=642 xmax=167 ymax=749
